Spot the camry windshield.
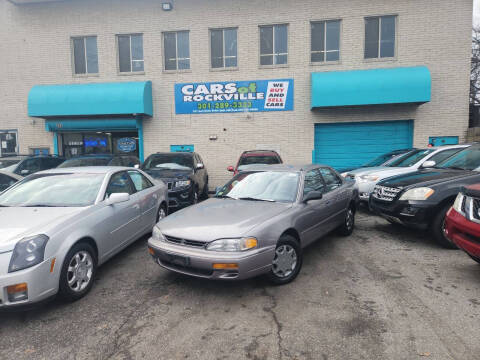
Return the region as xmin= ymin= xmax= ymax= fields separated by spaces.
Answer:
xmin=143 ymin=155 xmax=193 ymax=170
xmin=437 ymin=146 xmax=480 ymax=170
xmin=58 ymin=157 xmax=111 ymax=168
xmin=0 ymin=173 xmax=105 ymax=207
xmin=364 ymin=153 xmax=396 ymax=167
xmin=387 ymin=149 xmax=434 ymax=167
xmin=216 ymin=171 xmax=300 ymax=202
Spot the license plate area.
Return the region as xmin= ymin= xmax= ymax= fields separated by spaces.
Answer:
xmin=164 ymin=253 xmax=190 ymax=267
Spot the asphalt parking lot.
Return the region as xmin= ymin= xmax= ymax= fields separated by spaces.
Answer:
xmin=1 ymin=209 xmax=479 ymax=360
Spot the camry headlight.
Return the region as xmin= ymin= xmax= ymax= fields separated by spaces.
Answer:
xmin=174 ymin=180 xmax=191 ymax=188
xmin=8 ymin=234 xmax=49 ymax=273
xmin=399 ymin=187 xmax=435 ymax=201
xmin=341 ymin=172 xmax=348 ymax=177
xmin=152 ymin=226 xmax=165 ymax=241
xmin=359 ymin=175 xmax=379 ymax=182
xmin=206 ymin=237 xmax=258 ymax=252
xmin=452 ymin=193 xmax=465 ymax=213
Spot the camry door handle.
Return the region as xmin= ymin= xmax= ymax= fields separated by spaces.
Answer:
xmin=153 ymin=194 xmax=158 ymax=199
xmin=133 ymin=204 xmax=140 ymax=210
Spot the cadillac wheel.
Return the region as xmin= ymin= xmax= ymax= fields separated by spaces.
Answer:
xmin=267 ymin=235 xmax=303 ymax=285
xmin=59 ymin=243 xmax=97 ymax=302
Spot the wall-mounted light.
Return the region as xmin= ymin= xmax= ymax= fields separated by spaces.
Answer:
xmin=162 ymin=2 xmax=173 ymax=11
xmin=209 ymin=135 xmax=218 ymax=141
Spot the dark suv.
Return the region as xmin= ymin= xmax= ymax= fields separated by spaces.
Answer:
xmin=228 ymin=150 xmax=283 ymax=175
xmin=141 ymin=152 xmax=208 ymax=209
xmin=2 ymin=155 xmax=65 ymax=176
xmin=58 ymin=154 xmax=140 ymax=168
xmin=369 ymin=144 xmax=480 ymax=248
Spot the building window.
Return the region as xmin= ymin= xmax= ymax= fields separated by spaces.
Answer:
xmin=259 ymin=24 xmax=288 ymax=65
xmin=117 ymin=34 xmax=144 ymax=73
xmin=164 ymin=31 xmax=190 ymax=71
xmin=72 ymin=36 xmax=98 ymax=74
xmin=364 ymin=15 xmax=396 ymax=59
xmin=210 ymin=28 xmax=237 ymax=69
xmin=311 ymin=20 xmax=341 ymax=63
xmin=0 ymin=130 xmax=18 ymax=156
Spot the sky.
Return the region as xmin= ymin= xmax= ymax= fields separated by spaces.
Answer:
xmin=475 ymin=0 xmax=480 ymax=25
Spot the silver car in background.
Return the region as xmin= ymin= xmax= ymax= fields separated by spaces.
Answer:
xmin=148 ymin=164 xmax=358 ymax=284
xmin=343 ymin=145 xmax=469 ymax=202
xmin=0 ymin=167 xmax=167 ymax=307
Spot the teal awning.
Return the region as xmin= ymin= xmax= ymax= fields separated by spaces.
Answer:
xmin=28 ymin=81 xmax=153 ymax=117
xmin=311 ymin=66 xmax=431 ymax=108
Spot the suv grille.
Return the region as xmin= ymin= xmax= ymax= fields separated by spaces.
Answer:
xmin=164 ymin=235 xmax=205 ymax=248
xmin=372 ymin=185 xmax=402 ymax=202
xmin=469 ymin=197 xmax=480 ymax=221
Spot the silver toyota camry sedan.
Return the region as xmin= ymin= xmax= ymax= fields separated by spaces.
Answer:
xmin=0 ymin=167 xmax=167 ymax=308
xmin=148 ymin=164 xmax=358 ymax=284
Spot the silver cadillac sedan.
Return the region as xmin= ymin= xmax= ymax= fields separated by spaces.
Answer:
xmin=0 ymin=167 xmax=167 ymax=307
xmin=148 ymin=164 xmax=358 ymax=284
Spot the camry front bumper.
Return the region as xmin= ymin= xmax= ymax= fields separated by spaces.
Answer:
xmin=148 ymin=237 xmax=275 ymax=280
xmin=0 ymin=252 xmax=59 ymax=308
xmin=357 ymin=181 xmax=377 ymax=201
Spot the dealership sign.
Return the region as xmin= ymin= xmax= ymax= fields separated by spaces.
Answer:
xmin=117 ymin=137 xmax=137 ymax=152
xmin=174 ymin=79 xmax=294 ymax=114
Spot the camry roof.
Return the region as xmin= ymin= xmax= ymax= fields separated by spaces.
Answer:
xmin=37 ymin=166 xmax=132 ymax=175
xmin=238 ymin=164 xmax=324 ymax=172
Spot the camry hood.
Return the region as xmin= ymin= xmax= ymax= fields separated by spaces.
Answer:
xmin=158 ymin=198 xmax=292 ymax=241
xmin=0 ymin=207 xmax=84 ymax=252
xmin=379 ymin=169 xmax=478 ymax=188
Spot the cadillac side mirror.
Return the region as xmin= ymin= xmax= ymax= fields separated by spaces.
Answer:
xmin=20 ymin=170 xmax=30 ymax=175
xmin=196 ymin=163 xmax=204 ymax=170
xmin=134 ymin=164 xmax=140 ymax=169
xmin=106 ymin=192 xmax=130 ymax=205
xmin=303 ymin=191 xmax=323 ymax=203
xmin=227 ymin=166 xmax=234 ymax=172
xmin=421 ymin=160 xmax=436 ymax=169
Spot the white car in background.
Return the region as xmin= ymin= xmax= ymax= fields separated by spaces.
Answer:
xmin=343 ymin=145 xmax=469 ymax=202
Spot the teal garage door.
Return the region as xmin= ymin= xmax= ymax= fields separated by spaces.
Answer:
xmin=313 ymin=120 xmax=413 ymax=171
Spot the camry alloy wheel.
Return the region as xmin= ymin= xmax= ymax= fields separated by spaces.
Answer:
xmin=157 ymin=207 xmax=166 ymax=221
xmin=272 ymin=245 xmax=297 ymax=278
xmin=67 ymin=251 xmax=94 ymax=293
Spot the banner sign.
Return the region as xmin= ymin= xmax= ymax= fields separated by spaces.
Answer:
xmin=175 ymin=79 xmax=294 ymax=114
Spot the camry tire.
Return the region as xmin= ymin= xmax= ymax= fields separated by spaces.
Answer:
xmin=266 ymin=235 xmax=303 ymax=285
xmin=59 ymin=242 xmax=97 ymax=302
xmin=432 ymin=203 xmax=457 ymax=249
xmin=338 ymin=204 xmax=355 ymax=236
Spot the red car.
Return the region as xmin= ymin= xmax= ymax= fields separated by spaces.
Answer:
xmin=227 ymin=150 xmax=283 ymax=175
xmin=444 ymin=184 xmax=480 ymax=264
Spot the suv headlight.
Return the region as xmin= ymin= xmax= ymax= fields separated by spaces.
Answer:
xmin=359 ymin=175 xmax=379 ymax=182
xmin=399 ymin=187 xmax=435 ymax=201
xmin=8 ymin=234 xmax=49 ymax=273
xmin=206 ymin=237 xmax=258 ymax=252
xmin=174 ymin=180 xmax=191 ymax=188
xmin=452 ymin=193 xmax=465 ymax=213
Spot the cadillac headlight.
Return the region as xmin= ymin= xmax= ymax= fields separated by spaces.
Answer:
xmin=8 ymin=234 xmax=49 ymax=273
xmin=399 ymin=187 xmax=435 ymax=201
xmin=206 ymin=237 xmax=258 ymax=252
xmin=175 ymin=180 xmax=191 ymax=188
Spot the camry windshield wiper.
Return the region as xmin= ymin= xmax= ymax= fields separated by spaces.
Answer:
xmin=237 ymin=197 xmax=275 ymax=202
xmin=23 ymin=204 xmax=55 ymax=207
xmin=446 ymin=166 xmax=467 ymax=171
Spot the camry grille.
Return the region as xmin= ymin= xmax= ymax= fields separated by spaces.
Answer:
xmin=164 ymin=235 xmax=205 ymax=248
xmin=372 ymin=185 xmax=402 ymax=202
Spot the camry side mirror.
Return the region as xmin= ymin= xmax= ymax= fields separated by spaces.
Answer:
xmin=421 ymin=160 xmax=436 ymax=169
xmin=106 ymin=192 xmax=130 ymax=205
xmin=227 ymin=166 xmax=234 ymax=172
xmin=303 ymin=191 xmax=323 ymax=203
xmin=134 ymin=164 xmax=140 ymax=169
xmin=196 ymin=163 xmax=204 ymax=170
